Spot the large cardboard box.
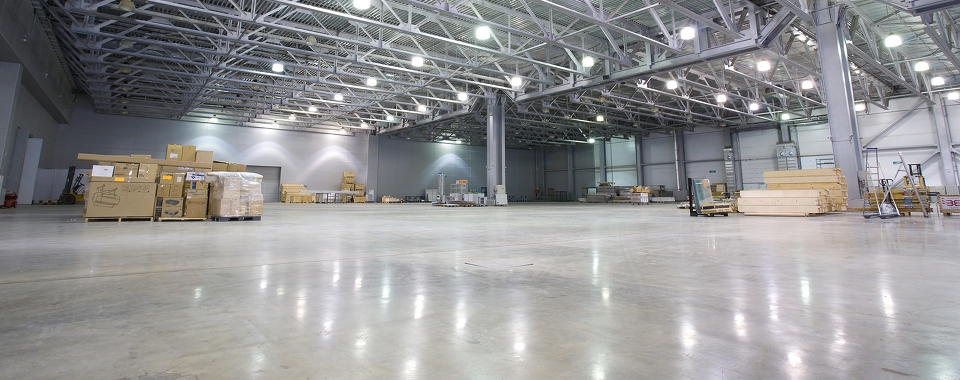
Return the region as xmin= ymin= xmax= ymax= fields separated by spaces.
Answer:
xmin=343 ymin=171 xmax=355 ymax=177
xmin=184 ymin=180 xmax=208 ymax=197
xmin=130 ymin=154 xmax=151 ymax=159
xmin=354 ymin=184 xmax=365 ymax=191
xmin=195 ymin=150 xmax=214 ymax=165
xmin=157 ymin=183 xmax=182 ymax=198
xmin=183 ymin=196 xmax=208 ymax=218
xmin=342 ymin=177 xmax=355 ymax=184
xmin=156 ymin=197 xmax=184 ymax=218
xmin=212 ymin=161 xmax=229 ymax=171
xmin=138 ymin=164 xmax=159 ymax=181
xmin=341 ymin=184 xmax=355 ymax=191
xmin=83 ymin=180 xmax=157 ymax=218
xmin=181 ymin=145 xmax=197 ymax=162
xmin=113 ymin=163 xmax=139 ymax=178
xmin=166 ymin=144 xmax=183 ymax=160
xmin=159 ymin=173 xmax=186 ymax=185
xmin=226 ymin=163 xmax=246 ymax=172
xmin=160 ymin=166 xmax=210 ymax=174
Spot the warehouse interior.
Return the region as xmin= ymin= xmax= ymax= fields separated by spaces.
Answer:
xmin=2 ymin=0 xmax=960 ymax=378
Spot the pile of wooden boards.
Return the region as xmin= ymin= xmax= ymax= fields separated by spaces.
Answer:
xmin=738 ymin=189 xmax=833 ymax=216
xmin=762 ymin=168 xmax=848 ymax=212
xmin=281 ymin=184 xmax=313 ymax=203
xmin=864 ymin=189 xmax=932 ymax=215
xmin=382 ymin=196 xmax=402 ymax=203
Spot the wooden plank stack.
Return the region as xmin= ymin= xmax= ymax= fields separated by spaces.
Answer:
xmin=280 ymin=184 xmax=312 ymax=203
xmin=738 ymin=189 xmax=831 ymax=216
xmin=763 ymin=168 xmax=848 ymax=212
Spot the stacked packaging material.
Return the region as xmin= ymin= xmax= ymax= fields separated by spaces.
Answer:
xmin=205 ymin=172 xmax=264 ymax=217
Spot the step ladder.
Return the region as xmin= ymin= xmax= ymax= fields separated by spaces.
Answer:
xmin=861 ymin=148 xmax=899 ymax=219
xmin=890 ymin=152 xmax=929 ymax=218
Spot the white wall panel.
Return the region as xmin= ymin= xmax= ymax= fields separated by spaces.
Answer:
xmin=683 ymin=131 xmax=726 ymax=161
xmin=574 ymin=169 xmax=598 ymax=192
xmin=505 ymin=149 xmax=536 ymax=198
xmin=544 ymin=170 xmax=568 ymax=192
xmin=643 ymin=164 xmax=678 ymax=190
xmin=641 ymin=135 xmax=675 ymax=164
xmin=738 ymin=129 xmax=779 ymax=159
xmin=607 ymin=138 xmax=636 ymax=167
xmin=686 ymin=161 xmax=725 ymax=183
xmin=859 ymin=98 xmax=937 ymax=150
xmin=544 ymin=146 xmax=568 ymax=171
xmin=795 ymin=123 xmax=833 ymax=157
xmin=573 ymin=144 xmax=595 ymax=168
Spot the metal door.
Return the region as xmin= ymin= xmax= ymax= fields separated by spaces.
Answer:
xmin=245 ymin=165 xmax=282 ymax=202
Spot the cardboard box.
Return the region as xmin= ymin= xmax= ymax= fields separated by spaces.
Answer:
xmin=354 ymin=184 xmax=365 ymax=191
xmin=184 ymin=180 xmax=208 ymax=197
xmin=138 ymin=164 xmax=159 ymax=181
xmin=183 ymin=196 xmax=208 ymax=218
xmin=157 ymin=183 xmax=182 ymax=198
xmin=113 ymin=163 xmax=139 ymax=177
xmin=155 ymin=197 xmax=184 ymax=218
xmin=159 ymin=173 xmax=186 ymax=185
xmin=342 ymin=177 xmax=355 ymax=184
xmin=181 ymin=145 xmax=197 ymax=162
xmin=166 ymin=144 xmax=183 ymax=160
xmin=130 ymin=154 xmax=151 ymax=159
xmin=195 ymin=150 xmax=214 ymax=165
xmin=226 ymin=163 xmax=246 ymax=172
xmin=160 ymin=165 xmax=210 ymax=174
xmin=184 ymin=172 xmax=206 ymax=182
xmin=343 ymin=171 xmax=356 ymax=177
xmin=341 ymin=184 xmax=355 ymax=191
xmin=353 ymin=196 xmax=366 ymax=203
xmin=83 ymin=182 xmax=157 ymax=218
xmin=212 ymin=161 xmax=229 ymax=171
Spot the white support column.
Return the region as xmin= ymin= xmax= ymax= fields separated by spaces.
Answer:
xmin=675 ymin=131 xmax=687 ymax=196
xmin=932 ymin=94 xmax=960 ymax=194
xmin=598 ymin=140 xmax=607 ymax=182
xmin=486 ymin=97 xmax=506 ymax=198
xmin=815 ymin=0 xmax=863 ymax=202
xmin=566 ymin=145 xmax=575 ymax=200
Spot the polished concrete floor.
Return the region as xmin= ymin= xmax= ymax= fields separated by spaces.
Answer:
xmin=1 ymin=203 xmax=959 ymax=379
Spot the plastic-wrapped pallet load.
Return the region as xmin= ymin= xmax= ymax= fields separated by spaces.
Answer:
xmin=205 ymin=172 xmax=264 ymax=217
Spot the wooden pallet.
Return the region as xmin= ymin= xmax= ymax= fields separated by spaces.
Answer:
xmin=435 ymin=202 xmax=486 ymax=207
xmin=209 ymin=215 xmax=262 ymax=222
xmin=744 ymin=213 xmax=823 ymax=217
xmin=84 ymin=216 xmax=154 ymax=222
xmin=155 ymin=217 xmax=206 ymax=222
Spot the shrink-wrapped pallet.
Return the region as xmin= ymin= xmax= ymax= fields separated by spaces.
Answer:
xmin=205 ymin=172 xmax=264 ymax=217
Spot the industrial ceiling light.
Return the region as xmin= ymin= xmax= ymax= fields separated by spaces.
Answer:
xmin=716 ymin=94 xmax=728 ymax=103
xmin=334 ymin=93 xmax=344 ymax=101
xmin=757 ymin=60 xmax=771 ymax=72
xmin=210 ymin=115 xmax=218 ymax=123
xmin=582 ymin=56 xmax=595 ymax=68
xmin=340 ymin=127 xmax=346 ymax=133
xmin=679 ymin=26 xmax=696 ymax=40
xmin=366 ymin=77 xmax=378 ymax=86
xmin=417 ymin=104 xmax=427 ymax=112
xmin=119 ymin=40 xmax=134 ymax=48
xmin=931 ymin=76 xmax=945 ymax=86
xmin=749 ymin=102 xmax=760 ymax=111
xmin=801 ymin=80 xmax=814 ymax=89
xmin=308 ymin=106 xmax=317 ymax=112
xmin=510 ymin=76 xmax=522 ymax=87
xmin=411 ymin=56 xmax=424 ymax=67
xmin=854 ymin=102 xmax=866 ymax=112
xmin=475 ymin=25 xmax=492 ymax=40
xmin=455 ymin=140 xmax=462 ymax=144
xmin=352 ymin=0 xmax=371 ymax=10
xmin=666 ymin=80 xmax=678 ymax=90
xmin=386 ymin=115 xmax=395 ymax=122
xmin=118 ymin=0 xmax=135 ymax=12
xmin=781 ymin=113 xmax=791 ymax=121
xmin=288 ymin=114 xmax=296 ymax=120
xmin=796 ymin=34 xmax=807 ymax=42
xmin=587 ymin=138 xmax=596 ymax=143
xmin=949 ymin=92 xmax=960 ymax=100
xmin=915 ymin=61 xmax=930 ymax=72
xmin=361 ymin=122 xmax=369 ymax=129
xmin=457 ymin=92 xmax=468 ymax=102
xmin=884 ymin=35 xmax=902 ymax=48
xmin=271 ymin=62 xmax=284 ymax=72
xmin=596 ymin=115 xmax=605 ymax=122
xmin=305 ymin=36 xmax=318 ymax=45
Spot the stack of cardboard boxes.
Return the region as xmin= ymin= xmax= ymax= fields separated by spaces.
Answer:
xmin=281 ymin=184 xmax=313 ymax=203
xmin=153 ymin=144 xmax=215 ymax=219
xmin=83 ymin=160 xmax=160 ymax=218
xmin=340 ymin=171 xmax=366 ymax=203
xmin=207 ymin=172 xmax=265 ymax=217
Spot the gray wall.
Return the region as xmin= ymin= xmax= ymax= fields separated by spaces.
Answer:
xmin=56 ymin=97 xmax=369 ymax=191
xmin=374 ymin=136 xmax=536 ymax=199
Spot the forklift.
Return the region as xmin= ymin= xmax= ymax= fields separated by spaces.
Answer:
xmin=58 ymin=166 xmax=86 ymax=205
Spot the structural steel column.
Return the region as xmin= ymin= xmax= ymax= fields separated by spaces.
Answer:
xmin=675 ymin=131 xmax=687 ymax=196
xmin=635 ymin=136 xmax=644 ymax=185
xmin=0 ymin=62 xmax=24 ymax=192
xmin=815 ymin=0 xmax=863 ymax=202
xmin=566 ymin=145 xmax=575 ymax=200
xmin=598 ymin=140 xmax=607 ymax=182
xmin=486 ymin=97 xmax=506 ymax=198
xmin=932 ymin=94 xmax=960 ymax=193
xmin=534 ymin=148 xmax=545 ymax=197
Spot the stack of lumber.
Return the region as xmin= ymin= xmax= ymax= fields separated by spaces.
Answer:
xmin=738 ymin=189 xmax=832 ymax=216
xmin=864 ymin=189 xmax=932 ymax=215
xmin=281 ymin=184 xmax=312 ymax=203
xmin=763 ymin=168 xmax=848 ymax=211
xmin=382 ymin=196 xmax=403 ymax=203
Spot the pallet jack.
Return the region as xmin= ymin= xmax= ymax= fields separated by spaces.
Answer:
xmin=58 ymin=166 xmax=86 ymax=205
